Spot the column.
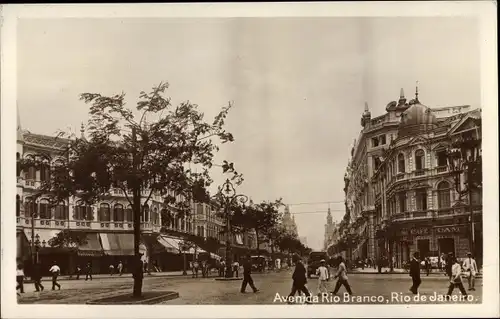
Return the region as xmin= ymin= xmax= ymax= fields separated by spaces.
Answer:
xmin=367 ymin=211 xmax=376 ymax=260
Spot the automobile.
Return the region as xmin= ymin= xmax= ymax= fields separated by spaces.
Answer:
xmin=307 ymin=251 xmax=328 ymax=278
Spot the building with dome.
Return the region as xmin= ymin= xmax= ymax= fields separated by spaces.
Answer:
xmin=340 ymin=87 xmax=482 ymax=266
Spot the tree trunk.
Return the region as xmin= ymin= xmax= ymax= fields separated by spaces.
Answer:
xmin=132 ymin=188 xmax=143 ymax=297
xmin=255 ymin=230 xmax=260 ymax=256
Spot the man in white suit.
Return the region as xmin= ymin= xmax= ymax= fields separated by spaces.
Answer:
xmin=462 ymin=252 xmax=478 ymax=291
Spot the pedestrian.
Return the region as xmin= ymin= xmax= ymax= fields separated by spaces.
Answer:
xmin=316 ymin=260 xmax=329 ymax=296
xmin=32 ymin=262 xmax=44 ymax=292
xmin=409 ymin=252 xmax=421 ymax=295
xmin=117 ymin=261 xmax=123 ymax=276
xmin=377 ymin=257 xmax=383 ymax=274
xmin=276 ymin=258 xmax=281 ymax=271
xmin=75 ymin=265 xmax=81 ymax=280
xmin=446 ymin=256 xmax=468 ymax=299
xmin=16 ymin=263 xmax=25 ymax=294
xmin=287 ymin=254 xmax=311 ymax=304
xmin=232 ymin=260 xmax=239 ymax=278
xmin=109 ymin=263 xmax=115 ymax=276
xmin=462 ymin=252 xmax=478 ymax=291
xmin=85 ymin=262 xmax=92 ymax=281
xmin=193 ymin=260 xmax=199 ymax=278
xmin=445 ymin=253 xmax=454 ymax=280
xmin=49 ymin=261 xmax=61 ymax=290
xmin=425 ymin=257 xmax=431 ymax=276
xmin=332 ymin=256 xmax=353 ymax=295
xmin=201 ymin=260 xmax=207 ymax=278
xmin=240 ymin=255 xmax=259 ymax=293
xmin=219 ymin=259 xmax=225 ymax=277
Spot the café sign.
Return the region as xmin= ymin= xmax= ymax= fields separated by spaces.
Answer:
xmin=435 ymin=225 xmax=466 ymax=234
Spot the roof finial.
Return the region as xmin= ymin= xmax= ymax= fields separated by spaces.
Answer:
xmin=364 ymin=102 xmax=369 ymax=112
xmin=400 ymin=88 xmax=405 ymax=98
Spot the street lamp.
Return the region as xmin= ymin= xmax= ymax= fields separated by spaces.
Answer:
xmin=31 ymin=233 xmax=41 ymax=265
xmin=179 ymin=241 xmax=191 ymax=276
xmin=447 ymin=132 xmax=482 ymax=259
xmin=213 ymin=179 xmax=248 ymax=278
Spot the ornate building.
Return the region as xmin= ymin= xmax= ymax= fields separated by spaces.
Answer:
xmin=281 ymin=205 xmax=298 ymax=237
xmin=342 ymin=87 xmax=482 ymax=265
xmin=15 ymin=112 xmax=255 ymax=274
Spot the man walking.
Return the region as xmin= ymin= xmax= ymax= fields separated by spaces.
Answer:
xmin=240 ymin=255 xmax=259 ymax=293
xmin=463 ymin=252 xmax=478 ymax=291
xmin=232 ymin=260 xmax=240 ymax=278
xmin=117 ymin=261 xmax=124 ymax=276
xmin=446 ymin=256 xmax=468 ymax=299
xmin=85 ymin=262 xmax=93 ymax=281
xmin=75 ymin=265 xmax=81 ymax=280
xmin=316 ymin=259 xmax=329 ymax=296
xmin=287 ymin=255 xmax=311 ymax=304
xmin=409 ymin=252 xmax=421 ymax=295
xmin=332 ymin=256 xmax=353 ymax=295
xmin=109 ymin=263 xmax=115 ymax=276
xmin=32 ymin=262 xmax=44 ymax=292
xmin=425 ymin=257 xmax=431 ymax=276
xmin=49 ymin=261 xmax=61 ymax=290
xmin=16 ymin=263 xmax=25 ymax=294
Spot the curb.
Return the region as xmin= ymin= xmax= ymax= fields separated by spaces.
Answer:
xmin=86 ymin=291 xmax=179 ymax=305
xmin=214 ymin=277 xmax=243 ymax=281
xmin=25 ymin=273 xmax=189 ymax=283
xmin=349 ymin=271 xmax=482 ymax=278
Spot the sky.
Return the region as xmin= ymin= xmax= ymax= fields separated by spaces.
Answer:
xmin=17 ymin=17 xmax=481 ymax=250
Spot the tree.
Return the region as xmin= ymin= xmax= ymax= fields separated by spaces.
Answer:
xmin=48 ymin=229 xmax=88 ymax=248
xmin=233 ymin=199 xmax=282 ymax=256
xmin=21 ymin=82 xmax=237 ymax=297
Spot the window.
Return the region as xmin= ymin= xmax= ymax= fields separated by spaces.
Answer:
xmin=196 ymin=203 xmax=204 ymax=217
xmin=54 ymin=202 xmax=67 ymax=220
xmin=437 ymin=150 xmax=447 ymax=167
xmin=16 ymin=153 xmax=21 ymax=177
xmin=415 ymin=149 xmax=425 ymax=170
xmin=398 ymin=154 xmax=406 ymax=173
xmin=380 ymin=135 xmax=386 ymax=145
xmin=160 ymin=208 xmax=169 ymax=226
xmin=398 ymin=192 xmax=407 ymax=213
xmin=142 ymin=204 xmax=149 ymax=222
xmin=416 ymin=189 xmax=428 ymax=211
xmin=470 ymin=189 xmax=482 ymax=205
xmin=125 ymin=205 xmax=133 ymax=222
xmin=152 ymin=207 xmax=158 ymax=225
xmin=437 ymin=182 xmax=451 ymax=209
xmin=24 ymin=197 xmax=33 ymax=217
xmin=74 ymin=201 xmax=92 ymax=220
xmin=373 ymin=157 xmax=382 ymax=170
xmin=372 ymin=137 xmax=379 ymax=148
xmin=39 ymin=199 xmax=51 ymax=219
xmin=99 ymin=203 xmax=111 ymax=221
xmin=114 ymin=204 xmax=124 ymax=222
xmin=40 ymin=163 xmax=50 ymax=182
xmin=16 ymin=195 xmax=20 ymax=216
xmin=25 ymin=166 xmax=36 ymax=180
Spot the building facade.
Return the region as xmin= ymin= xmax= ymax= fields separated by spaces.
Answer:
xmin=342 ymin=88 xmax=482 ymax=265
xmin=323 ymin=209 xmax=336 ymax=251
xmin=16 ymin=115 xmax=255 ymax=274
xmin=281 ymin=205 xmax=298 ymax=237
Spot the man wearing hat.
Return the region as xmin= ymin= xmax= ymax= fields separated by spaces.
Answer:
xmin=462 ymin=252 xmax=478 ymax=291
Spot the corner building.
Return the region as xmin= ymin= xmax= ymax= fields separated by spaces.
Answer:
xmin=344 ymin=88 xmax=482 ymax=265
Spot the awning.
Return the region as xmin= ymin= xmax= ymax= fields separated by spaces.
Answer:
xmin=157 ymin=236 xmax=208 ymax=255
xmin=17 ymin=230 xmax=31 ymax=261
xmin=100 ymin=233 xmax=134 ymax=256
xmin=24 ymin=229 xmax=60 ymax=246
xmin=142 ymin=234 xmax=166 ymax=255
xmin=78 ymin=233 xmax=104 ymax=257
xmin=235 ymin=234 xmax=244 ymax=245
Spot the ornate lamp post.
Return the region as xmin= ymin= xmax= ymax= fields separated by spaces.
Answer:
xmin=179 ymin=241 xmax=191 ymax=276
xmin=447 ymin=131 xmax=482 ymax=258
xmin=31 ymin=233 xmax=41 ymax=265
xmin=213 ymin=179 xmax=248 ymax=278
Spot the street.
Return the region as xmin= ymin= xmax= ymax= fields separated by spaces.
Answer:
xmin=17 ymin=269 xmax=482 ymax=305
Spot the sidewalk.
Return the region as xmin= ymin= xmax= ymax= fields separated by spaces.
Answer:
xmin=350 ymin=267 xmax=482 ymax=278
xmin=26 ymin=271 xmax=186 ymax=283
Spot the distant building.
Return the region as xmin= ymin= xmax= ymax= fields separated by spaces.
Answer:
xmin=282 ymin=205 xmax=298 ymax=237
xmin=323 ymin=208 xmax=336 ymax=251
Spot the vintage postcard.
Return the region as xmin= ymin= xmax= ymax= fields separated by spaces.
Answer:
xmin=1 ymin=2 xmax=498 ymax=318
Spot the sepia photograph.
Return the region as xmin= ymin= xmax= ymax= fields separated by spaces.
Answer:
xmin=1 ymin=2 xmax=498 ymax=318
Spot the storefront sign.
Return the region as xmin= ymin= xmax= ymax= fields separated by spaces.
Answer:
xmin=435 ymin=225 xmax=467 ymax=234
xmin=410 ymin=227 xmax=430 ymax=236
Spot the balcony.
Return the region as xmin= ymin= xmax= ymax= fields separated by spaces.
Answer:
xmin=436 ymin=166 xmax=448 ymax=173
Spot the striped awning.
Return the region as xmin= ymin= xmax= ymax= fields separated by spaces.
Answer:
xmin=100 ymin=233 xmax=135 ymax=256
xmin=78 ymin=233 xmax=103 ymax=256
xmin=157 ymin=236 xmax=207 ymax=255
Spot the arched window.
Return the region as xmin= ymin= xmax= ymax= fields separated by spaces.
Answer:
xmin=416 ymin=189 xmax=428 ymax=211
xmin=39 ymin=161 xmax=51 ymax=182
xmin=16 ymin=153 xmax=21 ymax=177
xmin=16 ymin=195 xmax=20 ymax=217
xmin=99 ymin=203 xmax=111 ymax=221
xmin=125 ymin=205 xmax=133 ymax=222
xmin=152 ymin=207 xmax=158 ymax=225
xmin=24 ymin=197 xmax=33 ymax=217
xmin=398 ymin=154 xmax=405 ymax=173
xmin=39 ymin=199 xmax=51 ymax=219
xmin=114 ymin=204 xmax=124 ymax=222
xmin=398 ymin=192 xmax=407 ymax=213
xmin=160 ymin=208 xmax=169 ymax=227
xmin=54 ymin=202 xmax=68 ymax=220
xmin=142 ymin=204 xmax=149 ymax=222
xmin=74 ymin=201 xmax=92 ymax=220
xmin=415 ymin=150 xmax=425 ymax=171
xmin=437 ymin=181 xmax=451 ymax=209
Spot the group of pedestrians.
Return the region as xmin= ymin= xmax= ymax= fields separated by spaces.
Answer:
xmin=409 ymin=251 xmax=478 ymax=299
xmin=16 ymin=261 xmax=61 ymax=296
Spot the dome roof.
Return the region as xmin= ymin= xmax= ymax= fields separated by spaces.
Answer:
xmin=398 ymin=102 xmax=437 ymax=137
